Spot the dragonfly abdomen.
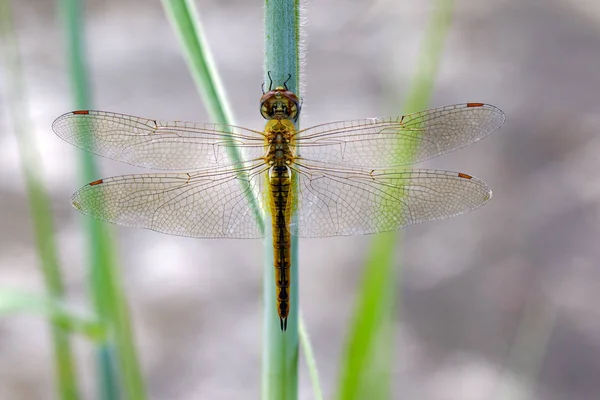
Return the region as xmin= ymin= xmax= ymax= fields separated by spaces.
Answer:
xmin=269 ymin=165 xmax=293 ymax=331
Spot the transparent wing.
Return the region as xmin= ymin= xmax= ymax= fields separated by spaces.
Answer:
xmin=294 ymin=103 xmax=505 ymax=168
xmin=291 ymin=165 xmax=491 ymax=237
xmin=52 ymin=110 xmax=266 ymax=170
xmin=71 ymin=166 xmax=267 ymax=238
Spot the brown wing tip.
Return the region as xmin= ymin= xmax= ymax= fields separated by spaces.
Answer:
xmin=89 ymin=179 xmax=104 ymax=186
xmin=72 ymin=110 xmax=90 ymax=115
xmin=457 ymin=172 xmax=493 ymax=202
xmin=466 ymin=102 xmax=485 ymax=108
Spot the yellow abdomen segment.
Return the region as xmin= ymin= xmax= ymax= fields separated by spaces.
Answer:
xmin=269 ymin=165 xmax=293 ymax=331
xmin=263 ymin=117 xmax=297 ymax=331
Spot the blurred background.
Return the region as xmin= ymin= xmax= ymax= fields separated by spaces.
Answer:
xmin=2 ymin=0 xmax=600 ymax=399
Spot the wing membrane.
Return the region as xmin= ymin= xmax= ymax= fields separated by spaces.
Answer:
xmin=71 ymin=165 xmax=490 ymax=238
xmin=52 ymin=110 xmax=266 ymax=170
xmin=72 ymin=167 xmax=266 ymax=238
xmin=294 ymin=103 xmax=505 ymax=168
xmin=59 ymin=104 xmax=501 ymax=239
xmin=291 ymin=165 xmax=491 ymax=237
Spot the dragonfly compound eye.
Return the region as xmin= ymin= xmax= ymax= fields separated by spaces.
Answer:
xmin=260 ymin=88 xmax=301 ymax=121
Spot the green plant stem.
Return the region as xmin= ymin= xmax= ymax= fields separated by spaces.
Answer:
xmin=0 ymin=289 xmax=107 ymax=342
xmin=262 ymin=2 xmax=301 ymax=399
xmin=161 ymin=0 xmax=233 ymax=125
xmin=299 ymin=316 xmax=324 ymax=400
xmin=58 ymin=0 xmax=146 ymax=399
xmin=337 ymin=1 xmax=454 ymax=399
xmin=338 ymin=234 xmax=396 ymax=400
xmin=163 ymin=1 xmax=305 ymax=397
xmin=402 ymin=0 xmax=454 ymax=113
xmin=0 ymin=2 xmax=80 ymax=398
xmin=161 ymin=0 xmax=263 ymax=228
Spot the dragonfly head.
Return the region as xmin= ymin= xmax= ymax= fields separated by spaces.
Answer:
xmin=260 ymin=87 xmax=301 ymax=122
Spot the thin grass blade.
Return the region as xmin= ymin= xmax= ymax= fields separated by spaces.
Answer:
xmin=0 ymin=2 xmax=80 ymax=398
xmin=337 ymin=1 xmax=455 ymax=398
xmin=58 ymin=0 xmax=146 ymax=398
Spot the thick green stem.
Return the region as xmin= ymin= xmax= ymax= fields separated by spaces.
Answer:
xmin=262 ymin=1 xmax=301 ymax=399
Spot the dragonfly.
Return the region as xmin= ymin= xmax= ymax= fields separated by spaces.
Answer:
xmin=53 ymin=86 xmax=505 ymax=331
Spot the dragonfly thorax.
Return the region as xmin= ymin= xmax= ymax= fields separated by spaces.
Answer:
xmin=264 ymin=118 xmax=296 ymax=171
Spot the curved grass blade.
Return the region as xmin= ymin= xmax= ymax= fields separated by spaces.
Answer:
xmin=161 ymin=0 xmax=263 ymax=230
xmin=299 ymin=316 xmax=324 ymax=400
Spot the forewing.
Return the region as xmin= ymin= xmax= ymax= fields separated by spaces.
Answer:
xmin=294 ymin=103 xmax=505 ymax=168
xmin=291 ymin=166 xmax=491 ymax=237
xmin=52 ymin=110 xmax=266 ymax=170
xmin=72 ymin=168 xmax=266 ymax=238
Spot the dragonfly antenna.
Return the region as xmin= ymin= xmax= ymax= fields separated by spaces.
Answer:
xmin=283 ymin=74 xmax=292 ymax=90
xmin=267 ymin=71 xmax=274 ymax=91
